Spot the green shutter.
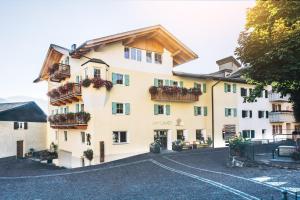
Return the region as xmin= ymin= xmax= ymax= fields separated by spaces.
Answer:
xmin=165 ymin=80 xmax=169 ymax=86
xmin=233 ymin=84 xmax=236 ymax=93
xmin=233 ymin=108 xmax=237 ymax=117
xmin=124 ymin=74 xmax=130 ymax=86
xmin=204 ymin=107 xmax=208 ymax=116
xmin=112 ymin=73 xmax=117 ymax=84
xmin=170 ymin=80 xmax=174 ymax=86
xmin=112 ymin=102 xmax=117 ymax=114
xmin=76 ymin=104 xmax=80 ymax=113
xmin=203 ymin=83 xmax=207 ymax=93
xmin=225 ymin=108 xmax=228 ymax=117
xmin=154 ymin=104 xmax=158 ymax=115
xmin=154 ymin=78 xmax=158 ymax=87
xmin=125 ymin=103 xmax=130 ymax=115
xmin=179 ymin=81 xmax=183 ymax=88
xmin=194 ymin=106 xmax=198 ymax=116
xmin=224 ymin=83 xmax=227 ymax=93
xmin=166 ymin=105 xmax=170 ymax=115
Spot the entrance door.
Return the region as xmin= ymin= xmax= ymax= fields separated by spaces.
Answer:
xmin=154 ymin=130 xmax=167 ymax=149
xmin=16 ymin=140 xmax=23 ymax=158
xmin=177 ymin=130 xmax=184 ymax=141
xmin=100 ymin=141 xmax=105 ymax=163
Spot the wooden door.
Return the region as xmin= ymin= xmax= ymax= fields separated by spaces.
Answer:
xmin=16 ymin=141 xmax=23 ymax=158
xmin=100 ymin=141 xmax=104 ymax=163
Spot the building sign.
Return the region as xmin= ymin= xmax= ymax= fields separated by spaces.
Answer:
xmin=223 ymin=124 xmax=236 ymax=140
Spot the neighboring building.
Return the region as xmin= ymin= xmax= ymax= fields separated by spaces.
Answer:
xmin=34 ymin=25 xmax=298 ymax=168
xmin=0 ymin=102 xmax=47 ymax=158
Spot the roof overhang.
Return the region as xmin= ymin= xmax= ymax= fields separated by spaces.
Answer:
xmin=34 ymin=44 xmax=69 ymax=83
xmin=70 ymin=25 xmax=198 ymax=66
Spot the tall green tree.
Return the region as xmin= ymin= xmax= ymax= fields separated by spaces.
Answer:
xmin=235 ymin=0 xmax=300 ymax=122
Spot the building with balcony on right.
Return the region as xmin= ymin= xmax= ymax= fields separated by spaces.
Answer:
xmin=268 ymin=92 xmax=299 ymax=137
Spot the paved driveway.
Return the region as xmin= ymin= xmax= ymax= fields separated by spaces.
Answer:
xmin=0 ymin=148 xmax=299 ymax=200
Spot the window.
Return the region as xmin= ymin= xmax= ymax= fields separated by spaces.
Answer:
xmin=81 ymin=132 xmax=85 ymax=143
xmin=241 ymin=88 xmax=247 ymax=97
xmin=258 ymin=111 xmax=264 ymax=118
xmin=76 ymin=75 xmax=82 ymax=84
xmin=265 ymin=90 xmax=268 ymax=98
xmin=13 ymin=122 xmax=19 ymax=130
xmin=130 ymin=48 xmax=137 ymax=60
xmin=242 ymin=110 xmax=248 ymax=118
xmin=94 ymin=68 xmax=101 ymax=78
xmin=158 ymin=105 xmax=164 ymax=114
xmin=224 ymin=83 xmax=231 ymax=93
xmin=172 ymin=81 xmax=178 ymax=86
xmin=136 ymin=49 xmax=142 ymax=61
xmin=225 ymin=108 xmax=237 ymax=117
xmin=24 ymin=122 xmax=28 ymax=130
xmin=265 ymin=111 xmax=269 ymax=118
xmin=112 ymin=103 xmax=130 ymax=115
xmin=154 ymin=53 xmax=162 ymax=64
xmin=194 ymin=106 xmax=202 ymax=116
xmin=64 ymin=131 xmax=67 ymax=141
xmin=116 ymin=74 xmax=123 ymax=84
xmin=242 ymin=130 xmax=255 ymax=138
xmin=124 ymin=47 xmax=130 ymax=59
xmin=158 ymin=79 xmax=163 ymax=87
xmin=273 ymin=125 xmax=283 ymax=134
xmin=177 ymin=130 xmax=184 ymax=140
xmin=116 ymin=103 xmax=124 ymax=114
xmin=262 ymin=129 xmax=266 ymax=134
xmin=64 ymin=107 xmax=69 ymax=114
xmin=194 ymin=83 xmax=201 ymax=89
xmin=113 ymin=131 xmax=127 ymax=143
xmin=146 ymin=51 xmax=152 ymax=63
xmin=19 ymin=122 xmax=23 ymax=129
xmin=196 ymin=129 xmax=204 ymax=141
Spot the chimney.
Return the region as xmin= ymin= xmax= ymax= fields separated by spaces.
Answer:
xmin=216 ymin=56 xmax=241 ymax=72
xmin=71 ymin=44 xmax=77 ymax=51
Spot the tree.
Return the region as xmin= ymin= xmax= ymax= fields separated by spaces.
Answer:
xmin=235 ymin=1 xmax=300 ymax=122
xmin=83 ymin=149 xmax=93 ymax=166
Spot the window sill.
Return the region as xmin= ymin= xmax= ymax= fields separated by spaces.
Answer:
xmin=112 ymin=142 xmax=129 ymax=145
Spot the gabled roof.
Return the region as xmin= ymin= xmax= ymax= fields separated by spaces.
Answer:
xmin=34 ymin=44 xmax=70 ymax=83
xmin=70 ymin=25 xmax=198 ymax=66
xmin=0 ymin=102 xmax=47 ymax=122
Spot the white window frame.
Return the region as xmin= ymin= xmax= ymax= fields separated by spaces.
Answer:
xmin=93 ymin=67 xmax=101 ymax=79
xmin=112 ymin=131 xmax=128 ymax=144
xmin=146 ymin=51 xmax=152 ymax=63
xmin=154 ymin=53 xmax=162 ymax=64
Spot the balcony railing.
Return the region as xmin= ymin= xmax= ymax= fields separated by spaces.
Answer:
xmin=150 ymin=88 xmax=199 ymax=102
xmin=268 ymin=92 xmax=290 ymax=102
xmin=49 ymin=83 xmax=81 ymax=106
xmin=49 ymin=112 xmax=90 ymax=129
xmin=49 ymin=63 xmax=71 ymax=82
xmin=269 ymin=110 xmax=295 ymax=123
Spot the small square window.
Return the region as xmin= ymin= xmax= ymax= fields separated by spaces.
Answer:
xmin=146 ymin=51 xmax=152 ymax=63
xmin=154 ymin=53 xmax=162 ymax=64
xmin=116 ymin=103 xmax=124 ymax=114
xmin=158 ymin=105 xmax=164 ymax=114
xmin=113 ymin=131 xmax=127 ymax=143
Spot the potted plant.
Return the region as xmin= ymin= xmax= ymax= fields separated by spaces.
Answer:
xmin=81 ymin=78 xmax=92 ymax=87
xmin=105 ymin=81 xmax=113 ymax=91
xmin=149 ymin=86 xmax=158 ymax=95
xmin=92 ymin=78 xmax=105 ymax=89
xmin=181 ymin=87 xmax=188 ymax=95
xmin=83 ymin=149 xmax=93 ymax=165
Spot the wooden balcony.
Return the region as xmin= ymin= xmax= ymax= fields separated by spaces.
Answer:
xmin=49 ymin=63 xmax=71 ymax=82
xmin=151 ymin=90 xmax=199 ymax=102
xmin=49 ymin=112 xmax=90 ymax=129
xmin=50 ymin=83 xmax=81 ymax=106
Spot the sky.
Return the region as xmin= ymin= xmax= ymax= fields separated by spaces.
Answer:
xmin=0 ymin=0 xmax=255 ymax=101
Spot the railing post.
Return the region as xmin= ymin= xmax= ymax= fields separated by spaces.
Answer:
xmin=282 ymin=190 xmax=288 ymax=200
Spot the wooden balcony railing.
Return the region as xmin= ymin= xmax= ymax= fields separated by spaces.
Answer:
xmin=49 ymin=112 xmax=90 ymax=129
xmin=49 ymin=63 xmax=71 ymax=82
xmin=50 ymin=83 xmax=81 ymax=106
xmin=150 ymin=89 xmax=199 ymax=102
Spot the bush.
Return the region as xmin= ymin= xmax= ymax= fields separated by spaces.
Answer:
xmin=229 ymin=136 xmax=250 ymax=157
xmin=172 ymin=140 xmax=183 ymax=151
xmin=206 ymin=137 xmax=213 ymax=147
xmin=83 ymin=149 xmax=93 ymax=165
xmin=150 ymin=142 xmax=160 ymax=153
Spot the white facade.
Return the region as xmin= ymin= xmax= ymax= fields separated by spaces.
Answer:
xmin=0 ymin=121 xmax=47 ymax=158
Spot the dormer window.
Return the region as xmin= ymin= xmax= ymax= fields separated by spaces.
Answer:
xmin=94 ymin=68 xmax=101 ymax=79
xmin=154 ymin=53 xmax=162 ymax=64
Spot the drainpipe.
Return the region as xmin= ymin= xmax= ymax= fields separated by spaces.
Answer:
xmin=211 ymin=80 xmax=221 ymax=148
